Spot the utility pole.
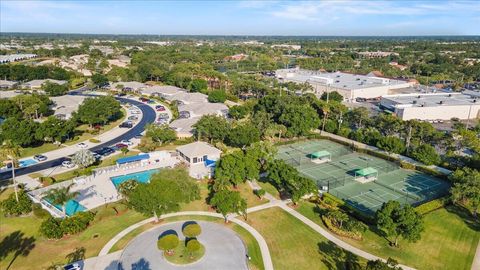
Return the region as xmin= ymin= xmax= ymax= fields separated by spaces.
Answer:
xmin=406 ymin=124 xmax=413 ymax=149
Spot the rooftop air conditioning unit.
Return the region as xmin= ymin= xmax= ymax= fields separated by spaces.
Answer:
xmin=439 ymin=101 xmax=443 ymax=105
xmin=418 ymin=95 xmax=421 ymax=98
xmin=412 ymin=100 xmax=417 ymax=104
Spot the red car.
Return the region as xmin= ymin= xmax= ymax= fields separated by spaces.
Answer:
xmin=115 ymin=143 xmax=128 ymax=149
xmin=156 ymin=106 xmax=165 ymax=111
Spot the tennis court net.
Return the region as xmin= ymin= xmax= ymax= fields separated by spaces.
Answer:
xmin=374 ymin=180 xmax=420 ymax=201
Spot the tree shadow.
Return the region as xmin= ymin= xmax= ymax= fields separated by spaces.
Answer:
xmin=158 ymin=229 xmax=178 ymax=240
xmin=445 ymin=204 xmax=480 ymax=232
xmin=65 ymin=247 xmax=86 ymax=264
xmin=131 ymin=258 xmax=151 ymax=270
xmin=317 ymin=241 xmax=361 ymax=270
xmin=181 ymin=221 xmax=198 ymax=231
xmin=0 ymin=231 xmax=36 ymax=270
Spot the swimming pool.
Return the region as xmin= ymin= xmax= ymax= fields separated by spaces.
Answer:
xmin=110 ymin=169 xmax=160 ymax=188
xmin=19 ymin=159 xmax=38 ymax=167
xmin=45 ymin=199 xmax=87 ymax=216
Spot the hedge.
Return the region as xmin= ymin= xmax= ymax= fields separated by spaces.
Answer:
xmin=321 ymin=215 xmax=363 ymax=240
xmin=89 ymin=138 xmax=101 ymax=143
xmin=400 ymin=161 xmax=416 ymax=170
xmin=323 ymin=192 xmax=375 ymax=224
xmin=32 ymin=203 xmax=50 ymax=219
xmin=415 ymin=197 xmax=450 ymax=215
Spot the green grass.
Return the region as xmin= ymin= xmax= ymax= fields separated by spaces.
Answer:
xmin=247 ymin=207 xmax=366 ymax=270
xmin=20 ymin=143 xmax=64 ymax=158
xmin=109 ymin=215 xmax=264 ymax=270
xmin=296 ymin=201 xmax=480 ymax=270
xmin=257 ymin=181 xmax=281 ymax=199
xmin=163 ymin=240 xmax=205 ymax=265
xmin=0 ymin=191 xmax=147 ymax=270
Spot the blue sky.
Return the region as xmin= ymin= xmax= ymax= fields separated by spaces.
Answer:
xmin=1 ymin=1 xmax=479 ymax=35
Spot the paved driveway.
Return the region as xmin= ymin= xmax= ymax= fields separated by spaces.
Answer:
xmin=118 ymin=221 xmax=248 ymax=270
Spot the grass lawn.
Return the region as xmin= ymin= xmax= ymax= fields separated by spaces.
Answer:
xmin=296 ymin=201 xmax=480 ymax=270
xmin=64 ymin=108 xmax=127 ymax=146
xmin=257 ymin=181 xmax=281 ymax=199
xmin=20 ymin=143 xmax=64 ymax=158
xmin=247 ymin=207 xmax=365 ymax=270
xmin=109 ymin=215 xmax=264 ymax=270
xmin=0 ymin=189 xmax=147 ymax=270
xmin=162 ymin=240 xmax=205 ymax=265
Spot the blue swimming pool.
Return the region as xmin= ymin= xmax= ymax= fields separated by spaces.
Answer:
xmin=110 ymin=169 xmax=160 ymax=188
xmin=19 ymin=159 xmax=38 ymax=167
xmin=45 ymin=199 xmax=86 ymax=216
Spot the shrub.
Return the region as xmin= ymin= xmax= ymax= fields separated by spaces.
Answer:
xmin=89 ymin=138 xmax=101 ymax=143
xmin=40 ymin=176 xmax=56 ymax=186
xmin=399 ymin=161 xmax=416 ymax=170
xmin=183 ymin=223 xmax=202 ymax=238
xmin=0 ymin=190 xmax=32 ymax=216
xmin=61 ymin=211 xmax=96 ymax=235
xmin=322 ymin=193 xmax=344 ymax=208
xmin=39 ymin=217 xmax=64 ymax=239
xmin=321 ymin=215 xmax=363 ymax=240
xmin=208 ymin=90 xmax=227 ymax=103
xmin=254 ymin=189 xmax=266 ymax=199
xmin=157 ymin=234 xmax=179 ymax=254
xmin=415 ymin=197 xmax=450 ymax=215
xmin=32 ymin=203 xmax=50 ymax=219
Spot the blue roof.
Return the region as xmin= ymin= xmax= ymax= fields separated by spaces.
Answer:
xmin=116 ymin=154 xmax=150 ymax=164
xmin=204 ymin=159 xmax=216 ymax=168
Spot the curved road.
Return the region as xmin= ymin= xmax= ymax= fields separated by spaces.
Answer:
xmin=119 ymin=221 xmax=248 ymax=270
xmin=0 ymin=96 xmax=156 ymax=181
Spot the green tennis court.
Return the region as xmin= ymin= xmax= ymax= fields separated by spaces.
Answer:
xmin=277 ymin=140 xmax=450 ymax=214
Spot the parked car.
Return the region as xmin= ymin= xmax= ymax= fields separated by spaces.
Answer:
xmin=61 ymin=160 xmax=75 ymax=168
xmin=94 ymin=147 xmax=115 ymax=156
xmin=128 ymin=115 xmax=138 ymax=121
xmin=33 ymin=155 xmax=48 ymax=162
xmin=130 ymin=110 xmax=141 ymax=115
xmin=158 ymin=113 xmax=169 ymax=119
xmin=77 ymin=143 xmax=88 ymax=149
xmin=140 ymin=97 xmax=149 ymax=103
xmin=115 ymin=143 xmax=128 ymax=149
xmin=134 ymin=134 xmax=143 ymax=139
xmin=121 ymin=140 xmax=133 ymax=146
xmin=64 ymin=263 xmax=81 ymax=270
xmin=119 ymin=122 xmax=133 ymax=128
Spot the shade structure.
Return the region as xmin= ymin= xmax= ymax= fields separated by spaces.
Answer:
xmin=355 ymin=167 xmax=378 ymax=177
xmin=311 ymin=150 xmax=331 ymax=159
xmin=116 ymin=154 xmax=150 ymax=165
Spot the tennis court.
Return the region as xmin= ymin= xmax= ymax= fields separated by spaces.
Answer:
xmin=277 ymin=140 xmax=450 ymax=214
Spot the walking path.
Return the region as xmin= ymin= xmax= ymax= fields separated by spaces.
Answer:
xmin=472 ymin=241 xmax=480 ymax=270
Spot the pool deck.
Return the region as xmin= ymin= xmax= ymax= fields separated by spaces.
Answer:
xmin=71 ymin=158 xmax=179 ymax=210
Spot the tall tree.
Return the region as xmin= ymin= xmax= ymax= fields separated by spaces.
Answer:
xmin=0 ymin=140 xmax=22 ymax=202
xmin=210 ymin=190 xmax=247 ymax=222
xmin=450 ymin=168 xmax=480 ymax=217
xmin=45 ymin=184 xmax=80 ymax=215
xmin=193 ymin=115 xmax=230 ymax=143
xmin=72 ymin=150 xmax=96 ymax=168
xmin=376 ymin=201 xmax=424 ymax=247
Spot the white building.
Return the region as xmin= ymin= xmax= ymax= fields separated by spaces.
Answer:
xmin=140 ymin=85 xmax=185 ymax=98
xmin=176 ymin=141 xmax=222 ymax=179
xmin=276 ymin=68 xmax=413 ymax=101
xmin=0 ymin=80 xmax=18 ymax=89
xmin=0 ymin=54 xmax=37 ymax=63
xmin=110 ymin=81 xmax=147 ymax=93
xmin=178 ymin=102 xmax=228 ymax=119
xmin=50 ymin=95 xmax=87 ymax=120
xmin=23 ymin=79 xmax=67 ymax=90
xmin=380 ymin=91 xmax=480 ymax=121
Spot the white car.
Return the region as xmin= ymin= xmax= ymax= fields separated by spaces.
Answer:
xmin=121 ymin=140 xmax=133 ymax=146
xmin=77 ymin=143 xmax=88 ymax=149
xmin=130 ymin=110 xmax=141 ymax=115
xmin=61 ymin=160 xmax=75 ymax=168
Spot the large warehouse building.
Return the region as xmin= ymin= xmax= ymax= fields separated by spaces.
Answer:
xmin=275 ymin=68 xmax=413 ymax=101
xmin=380 ymin=91 xmax=480 ymax=121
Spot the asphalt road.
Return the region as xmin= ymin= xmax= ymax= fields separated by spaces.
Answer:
xmin=118 ymin=221 xmax=248 ymax=270
xmin=0 ymin=96 xmax=156 ymax=182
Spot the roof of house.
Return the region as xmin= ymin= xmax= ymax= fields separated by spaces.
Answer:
xmin=24 ymin=79 xmax=67 ymax=88
xmin=178 ymin=102 xmax=228 ymax=116
xmin=166 ymin=92 xmax=208 ymax=103
xmin=0 ymin=80 xmax=18 ymax=87
xmin=111 ymin=81 xmax=146 ymax=90
xmin=169 ymin=117 xmax=201 ymax=134
xmin=176 ymin=141 xmax=222 ymax=158
xmin=141 ymin=85 xmax=185 ymax=96
xmin=50 ymin=95 xmax=87 ymax=116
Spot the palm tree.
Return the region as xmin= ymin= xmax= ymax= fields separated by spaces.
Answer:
xmin=0 ymin=140 xmax=22 ymax=202
xmin=45 ymin=184 xmax=79 ymax=215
